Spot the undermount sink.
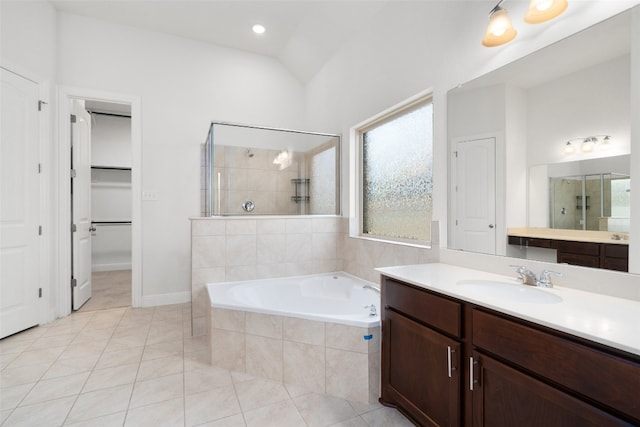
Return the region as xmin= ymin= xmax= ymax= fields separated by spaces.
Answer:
xmin=457 ymin=280 xmax=563 ymax=304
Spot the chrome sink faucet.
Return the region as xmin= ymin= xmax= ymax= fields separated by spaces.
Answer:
xmin=510 ymin=266 xmax=561 ymax=288
xmin=511 ymin=265 xmax=538 ymax=286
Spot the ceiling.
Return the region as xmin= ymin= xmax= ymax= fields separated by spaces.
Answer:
xmin=50 ymin=0 xmax=389 ymax=83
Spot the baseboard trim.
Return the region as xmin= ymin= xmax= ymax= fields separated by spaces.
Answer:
xmin=141 ymin=291 xmax=191 ymax=307
xmin=92 ymin=263 xmax=132 ymax=272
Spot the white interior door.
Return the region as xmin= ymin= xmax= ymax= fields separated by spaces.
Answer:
xmin=453 ymin=137 xmax=497 ymax=254
xmin=1 ymin=68 xmax=41 ymax=338
xmin=71 ymin=100 xmax=92 ymax=310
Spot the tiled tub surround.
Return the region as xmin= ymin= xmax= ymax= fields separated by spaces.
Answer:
xmin=190 ymin=216 xmax=440 ymax=336
xmin=207 ymin=308 xmax=381 ymax=404
xmin=206 ymin=272 xmax=381 ymax=403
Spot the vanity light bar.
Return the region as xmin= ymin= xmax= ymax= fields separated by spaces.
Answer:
xmin=563 ymin=135 xmax=612 ymax=155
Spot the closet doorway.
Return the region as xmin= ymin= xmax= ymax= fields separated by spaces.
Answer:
xmin=77 ymin=100 xmax=133 ymax=312
xmin=58 ymin=87 xmax=141 ymax=317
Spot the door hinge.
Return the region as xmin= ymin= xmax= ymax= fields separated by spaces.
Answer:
xmin=70 ymin=114 xmax=77 ymax=123
xmin=71 ymin=278 xmax=77 ymax=288
xmin=70 ymin=169 xmax=77 ymax=178
xmin=456 ymin=219 xmax=459 ymax=226
xmin=454 ymin=151 xmax=458 ymax=158
xmin=71 ymin=224 xmax=77 ymax=233
xmin=38 ymin=288 xmax=43 ymax=298
xmin=38 ymin=100 xmax=48 ymax=111
xmin=38 ymin=225 xmax=42 ymax=236
xmin=38 ymin=163 xmax=42 ymax=173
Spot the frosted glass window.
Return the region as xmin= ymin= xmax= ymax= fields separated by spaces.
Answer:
xmin=611 ymin=178 xmax=630 ymax=218
xmin=361 ymin=100 xmax=433 ymax=242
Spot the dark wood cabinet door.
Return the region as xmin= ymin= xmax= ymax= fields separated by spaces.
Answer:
xmin=382 ymin=309 xmax=460 ymax=427
xmin=471 ymin=352 xmax=633 ymax=427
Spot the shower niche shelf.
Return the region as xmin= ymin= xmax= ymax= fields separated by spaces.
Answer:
xmin=291 ymin=178 xmax=310 ymax=203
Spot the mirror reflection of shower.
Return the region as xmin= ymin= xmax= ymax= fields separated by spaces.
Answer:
xmin=550 ymin=173 xmax=630 ymax=232
xmin=201 ymin=122 xmax=340 ymax=216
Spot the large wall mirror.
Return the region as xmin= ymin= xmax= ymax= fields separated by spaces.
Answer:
xmin=447 ymin=6 xmax=637 ymax=274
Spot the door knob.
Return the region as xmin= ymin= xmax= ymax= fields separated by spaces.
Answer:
xmin=89 ymin=225 xmax=96 ymax=232
xmin=488 ymin=224 xmax=495 ymax=229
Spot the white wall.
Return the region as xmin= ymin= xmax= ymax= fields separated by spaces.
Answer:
xmin=305 ymin=0 xmax=640 ymax=244
xmin=1 ymin=1 xmax=59 ymax=321
xmin=91 ymin=114 xmax=132 ymax=167
xmin=57 ymin=12 xmax=306 ymax=299
xmin=527 ymin=55 xmax=631 ymax=166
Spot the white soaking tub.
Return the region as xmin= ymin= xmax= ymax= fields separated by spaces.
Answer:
xmin=206 ymin=272 xmax=381 ymax=403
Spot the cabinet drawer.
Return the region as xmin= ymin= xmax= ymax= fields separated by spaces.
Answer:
xmin=557 ymin=252 xmax=600 ymax=268
xmin=473 ymin=309 xmax=640 ymax=421
xmin=507 ymin=236 xmax=551 ymax=248
xmin=556 ymin=240 xmax=600 ymax=256
xmin=382 ymin=278 xmax=461 ymax=338
xmin=603 ymin=244 xmax=628 ymax=259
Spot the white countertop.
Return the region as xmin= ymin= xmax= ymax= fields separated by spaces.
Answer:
xmin=376 ymin=263 xmax=640 ymax=357
xmin=508 ymin=227 xmax=629 ymax=245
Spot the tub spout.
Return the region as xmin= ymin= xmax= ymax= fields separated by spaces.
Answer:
xmin=363 ymin=284 xmax=381 ymax=294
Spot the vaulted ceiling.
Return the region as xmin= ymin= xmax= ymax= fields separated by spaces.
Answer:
xmin=50 ymin=0 xmax=390 ymax=83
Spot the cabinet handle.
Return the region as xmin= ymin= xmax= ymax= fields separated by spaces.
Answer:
xmin=469 ymin=357 xmax=479 ymax=391
xmin=447 ymin=346 xmax=456 ymax=378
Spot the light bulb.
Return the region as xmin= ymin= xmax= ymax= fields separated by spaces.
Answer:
xmin=564 ymin=142 xmax=575 ymax=154
xmin=482 ymin=8 xmax=517 ymax=47
xmin=581 ymin=138 xmax=594 ymax=153
xmin=252 ymin=24 xmax=266 ymax=35
xmin=524 ymin=0 xmax=568 ymax=24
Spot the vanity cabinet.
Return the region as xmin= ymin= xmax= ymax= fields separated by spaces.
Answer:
xmin=507 ymin=235 xmax=629 ymax=272
xmin=381 ymin=278 xmax=462 ymax=426
xmin=380 ymin=276 xmax=640 ymax=427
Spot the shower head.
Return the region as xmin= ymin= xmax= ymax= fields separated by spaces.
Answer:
xmin=246 ymin=149 xmax=254 ymax=158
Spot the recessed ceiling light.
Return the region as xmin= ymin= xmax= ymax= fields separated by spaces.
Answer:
xmin=252 ymin=24 xmax=266 ymax=35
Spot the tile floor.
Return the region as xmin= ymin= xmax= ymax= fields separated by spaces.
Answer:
xmin=77 ymin=270 xmax=132 ymax=312
xmin=0 ymin=304 xmax=414 ymax=426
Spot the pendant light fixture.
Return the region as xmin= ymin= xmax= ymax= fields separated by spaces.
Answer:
xmin=524 ymin=0 xmax=568 ymax=24
xmin=482 ymin=1 xmax=517 ymax=47
xmin=482 ymin=0 xmax=568 ymax=47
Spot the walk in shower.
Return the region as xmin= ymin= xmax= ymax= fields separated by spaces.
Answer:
xmin=550 ymin=173 xmax=630 ymax=232
xmin=201 ymin=122 xmax=340 ymax=216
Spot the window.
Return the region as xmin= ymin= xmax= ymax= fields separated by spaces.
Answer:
xmin=357 ymin=96 xmax=433 ymax=244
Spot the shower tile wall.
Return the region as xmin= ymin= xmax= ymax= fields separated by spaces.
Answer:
xmin=213 ymin=145 xmax=303 ymax=215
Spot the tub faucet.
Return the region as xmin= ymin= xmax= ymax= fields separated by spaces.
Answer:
xmin=363 ymin=284 xmax=381 ymax=294
xmin=364 ymin=304 xmax=377 ymax=316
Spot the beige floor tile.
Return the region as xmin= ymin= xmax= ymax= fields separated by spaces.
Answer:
xmin=63 ymin=411 xmax=126 ymax=426
xmin=2 ymin=395 xmax=76 ymax=427
xmin=137 ymin=355 xmax=183 ymax=382
xmin=124 ymin=397 xmax=184 ymax=427
xmin=95 ymin=346 xmax=143 ymax=370
xmin=142 ymin=339 xmax=184 ymax=361
xmin=28 ymin=333 xmax=76 ymax=350
xmin=185 ymin=385 xmax=241 ymax=427
xmin=21 ymin=371 xmax=89 ymax=406
xmin=0 ymin=352 xmax=20 ymax=370
xmin=1 ymin=408 xmax=12 ymax=424
xmin=42 ymin=355 xmax=99 ymax=380
xmin=5 ymin=346 xmax=66 ymax=369
xmin=82 ymin=363 xmax=139 ymax=392
xmin=196 ymin=413 xmax=246 ymax=427
xmin=243 ymin=399 xmax=306 ymax=427
xmin=293 ymin=393 xmax=357 ymax=427
xmin=0 ymin=339 xmax=35 ymax=356
xmin=184 ymin=366 xmax=232 ymax=395
xmin=348 ymin=400 xmax=383 ymax=415
xmin=129 ymin=373 xmax=184 ymax=408
xmin=0 ymin=362 xmax=51 ymax=387
xmin=0 ymin=383 xmax=33 ymax=410
xmin=234 ymin=377 xmax=290 ymax=413
xmin=360 ymin=406 xmax=415 ymax=427
xmin=66 ymin=384 xmax=133 ymax=424
xmin=327 ymin=417 xmax=369 ymax=427
xmin=59 ymin=340 xmax=108 ymax=360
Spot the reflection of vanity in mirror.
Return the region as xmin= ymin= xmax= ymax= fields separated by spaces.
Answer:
xmin=447 ymin=7 xmax=636 ymax=273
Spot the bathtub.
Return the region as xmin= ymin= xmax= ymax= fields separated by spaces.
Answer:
xmin=207 ymin=272 xmax=380 ymax=327
xmin=206 ymin=272 xmax=381 ymax=403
